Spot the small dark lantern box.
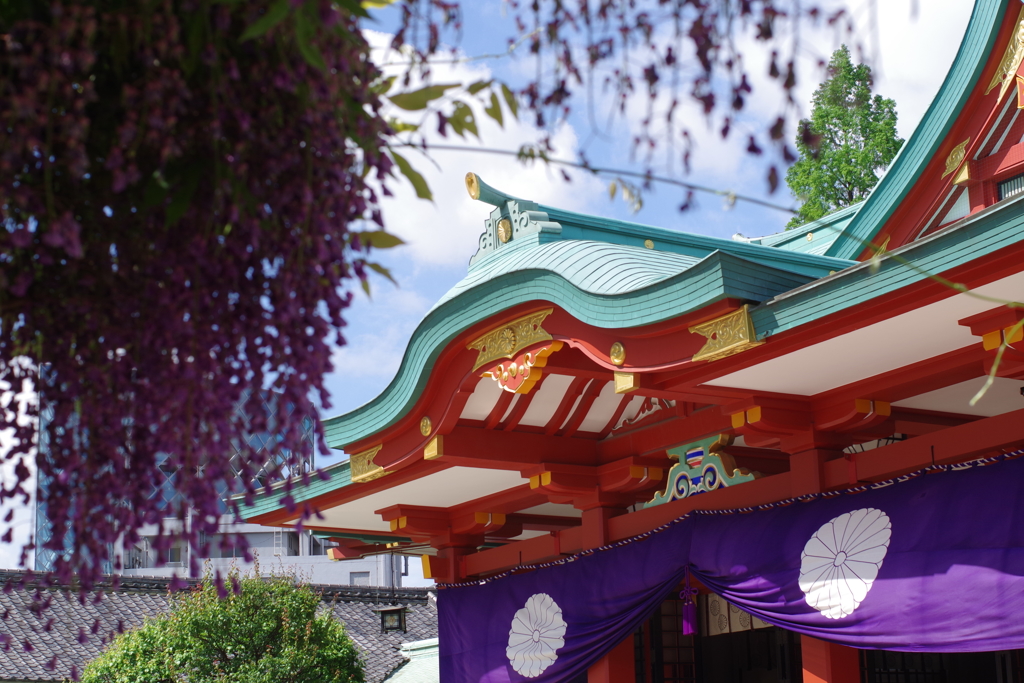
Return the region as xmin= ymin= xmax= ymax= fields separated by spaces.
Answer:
xmin=375 ymin=605 xmax=407 ymax=633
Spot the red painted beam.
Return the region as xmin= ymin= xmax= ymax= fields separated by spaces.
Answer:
xmin=463 ymin=407 xmax=1024 ymax=578
xmin=838 ymin=406 xmax=1024 ymax=484
xmin=599 ymin=404 xmax=734 ymax=461
xmin=463 ymin=532 xmax=562 ymax=577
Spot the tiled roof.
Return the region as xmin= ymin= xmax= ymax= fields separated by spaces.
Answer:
xmin=0 ymin=572 xmax=436 ymax=682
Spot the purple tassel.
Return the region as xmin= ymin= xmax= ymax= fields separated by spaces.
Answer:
xmin=679 ymin=568 xmax=698 ymax=636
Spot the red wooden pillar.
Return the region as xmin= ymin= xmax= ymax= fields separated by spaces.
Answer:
xmin=801 ymin=635 xmax=861 ymax=683
xmin=581 ymin=503 xmax=637 ymax=683
xmin=588 ymin=634 xmax=634 ymax=683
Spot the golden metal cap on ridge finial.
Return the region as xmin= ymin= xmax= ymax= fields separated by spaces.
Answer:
xmin=465 ymin=172 xmax=481 ymax=200
xmin=463 ymin=172 xmax=518 ymax=207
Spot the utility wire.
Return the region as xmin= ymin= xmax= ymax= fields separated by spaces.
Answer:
xmin=395 ymin=142 xmax=798 ymax=214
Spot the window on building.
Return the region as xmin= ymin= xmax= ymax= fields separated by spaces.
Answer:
xmin=999 ymin=173 xmax=1024 ymax=201
xmin=310 ymin=535 xmax=328 ymax=556
xmin=287 ymin=531 xmax=300 ymax=556
xmin=350 ymin=572 xmax=371 ymax=586
xmin=167 ymin=545 xmax=182 ymax=565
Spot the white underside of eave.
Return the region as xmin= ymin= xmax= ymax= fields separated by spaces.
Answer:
xmin=704 ymin=271 xmax=1024 ymax=403
xmin=308 ymin=467 xmax=527 ymax=532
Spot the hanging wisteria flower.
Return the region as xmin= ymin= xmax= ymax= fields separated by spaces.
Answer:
xmin=799 ymin=508 xmax=892 ymax=619
xmin=507 ymin=593 xmax=567 ymax=678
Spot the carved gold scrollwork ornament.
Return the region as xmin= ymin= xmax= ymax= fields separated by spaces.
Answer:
xmin=942 ymin=139 xmax=970 ymax=179
xmin=690 ymin=305 xmax=764 ymax=362
xmin=987 ymin=6 xmax=1024 ymax=100
xmin=350 ymin=445 xmax=387 ymax=483
xmin=467 ymin=309 xmax=555 ymax=370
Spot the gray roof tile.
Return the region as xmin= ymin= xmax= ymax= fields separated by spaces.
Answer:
xmin=0 ymin=572 xmax=436 ymax=682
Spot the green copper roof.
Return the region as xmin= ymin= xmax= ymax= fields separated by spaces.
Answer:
xmin=826 ymin=0 xmax=1003 ymax=259
xmin=237 ymin=459 xmax=352 ymax=519
xmin=325 ymin=235 xmax=843 ymax=449
xmin=747 ymin=202 xmax=863 ymax=257
xmin=436 ymin=238 xmax=701 ymax=308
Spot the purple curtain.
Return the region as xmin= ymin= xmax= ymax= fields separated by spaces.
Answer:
xmin=438 ymin=454 xmax=1024 ymax=682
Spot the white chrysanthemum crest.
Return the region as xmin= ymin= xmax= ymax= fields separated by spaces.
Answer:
xmin=799 ymin=508 xmax=892 ymax=619
xmin=507 ymin=593 xmax=567 ymax=678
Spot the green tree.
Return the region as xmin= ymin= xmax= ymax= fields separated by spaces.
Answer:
xmin=786 ymin=45 xmax=903 ymax=227
xmin=81 ymin=573 xmax=364 ymax=683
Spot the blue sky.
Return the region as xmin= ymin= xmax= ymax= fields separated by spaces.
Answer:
xmin=317 ymin=0 xmax=975 ymax=465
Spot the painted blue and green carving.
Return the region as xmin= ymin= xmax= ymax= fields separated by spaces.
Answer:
xmin=646 ymin=434 xmax=759 ymax=507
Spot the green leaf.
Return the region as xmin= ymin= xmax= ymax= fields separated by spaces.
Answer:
xmin=361 ymin=278 xmax=372 ymax=297
xmin=240 ymin=0 xmax=290 ymax=41
xmin=362 ymin=0 xmax=399 ymax=7
xmin=359 ymin=230 xmax=405 ymax=249
xmin=371 ymin=76 xmax=397 ymax=95
xmin=448 ymin=101 xmax=479 ymax=139
xmin=501 ymin=83 xmax=519 ymax=119
xmin=483 ymin=92 xmax=504 ymax=128
xmin=390 ymin=151 xmax=433 ymax=201
xmin=294 ymin=9 xmax=327 ymax=71
xmin=467 ymin=79 xmax=492 ymax=95
xmin=367 ymin=261 xmax=397 ymax=285
xmin=387 ymin=83 xmax=459 ymax=111
xmin=387 ymin=118 xmax=419 ymax=133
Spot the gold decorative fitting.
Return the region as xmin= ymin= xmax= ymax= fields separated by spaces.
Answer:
xmin=483 ymin=341 xmax=562 ymax=394
xmin=609 ymin=341 xmax=626 ymax=366
xmin=806 ymin=233 xmax=814 ymax=242
xmin=690 ymin=305 xmax=764 ymax=362
xmin=986 ymin=5 xmax=1024 ymax=99
xmin=424 ymin=435 xmax=443 ymax=460
xmin=942 ymin=139 xmax=970 ymax=179
xmin=643 ymin=239 xmax=654 ymax=249
xmin=465 ymin=172 xmax=481 ymax=200
xmin=614 ymin=371 xmax=639 ymax=394
xmin=954 ymin=162 xmax=971 ymax=186
xmin=350 ymin=445 xmax=386 ymax=483
xmin=419 ymin=416 xmax=432 ymax=437
xmin=497 ymin=218 xmax=512 ymax=243
xmin=467 ymin=309 xmax=554 ymax=371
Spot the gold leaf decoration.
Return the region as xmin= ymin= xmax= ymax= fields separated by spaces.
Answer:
xmin=467 ymin=309 xmax=554 ymax=370
xmin=350 ymin=445 xmax=386 ymax=483
xmin=986 ymin=6 xmax=1024 ymax=99
xmin=689 ymin=305 xmax=764 ymax=362
xmin=942 ymin=138 xmax=970 ymax=179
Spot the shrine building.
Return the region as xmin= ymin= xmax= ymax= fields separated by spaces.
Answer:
xmin=243 ymin=1 xmax=1024 ymax=681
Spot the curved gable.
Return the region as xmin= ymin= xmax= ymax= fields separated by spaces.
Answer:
xmin=827 ymin=0 xmax=1006 ymax=259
